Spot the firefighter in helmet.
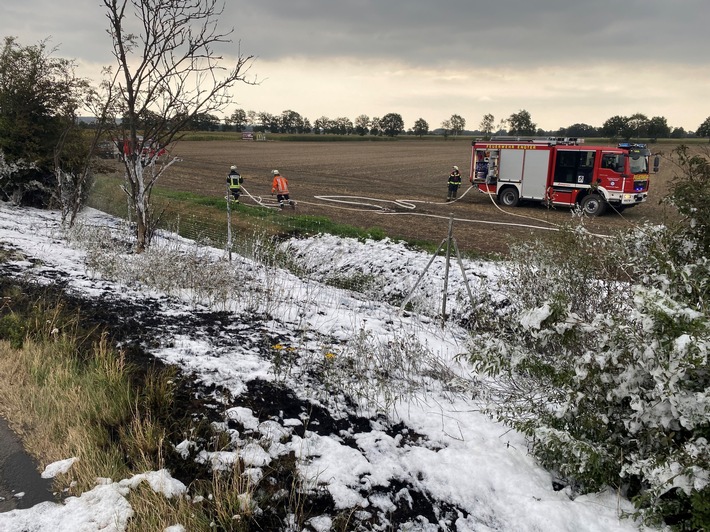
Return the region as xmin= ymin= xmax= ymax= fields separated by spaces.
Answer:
xmin=271 ymin=170 xmax=295 ymax=209
xmin=447 ymin=165 xmax=462 ymax=201
xmin=227 ymin=165 xmax=243 ymax=203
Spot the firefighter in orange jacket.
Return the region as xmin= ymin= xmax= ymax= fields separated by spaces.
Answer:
xmin=271 ymin=170 xmax=295 ymax=209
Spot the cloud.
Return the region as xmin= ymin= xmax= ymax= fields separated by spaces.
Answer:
xmin=226 ymin=0 xmax=710 ymax=68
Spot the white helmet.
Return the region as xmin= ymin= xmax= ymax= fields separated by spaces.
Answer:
xmin=230 ymin=165 xmax=237 ymax=171
xmin=453 ymin=165 xmax=459 ymax=171
xmin=272 ymin=169 xmax=279 ymax=175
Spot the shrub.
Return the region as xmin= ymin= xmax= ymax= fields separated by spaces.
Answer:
xmin=0 ymin=312 xmax=25 ymax=349
xmin=463 ymin=145 xmax=710 ymax=529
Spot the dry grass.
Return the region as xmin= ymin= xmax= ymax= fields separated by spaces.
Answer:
xmin=0 ymin=304 xmax=259 ymax=529
xmin=124 ymin=464 xmax=254 ymax=532
xmin=0 ymin=335 xmax=134 ymax=488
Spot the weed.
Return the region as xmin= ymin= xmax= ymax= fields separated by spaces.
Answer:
xmin=311 ymin=328 xmax=457 ymax=417
xmin=0 ymin=312 xmax=25 ymax=349
xmin=324 ymin=271 xmax=380 ymax=293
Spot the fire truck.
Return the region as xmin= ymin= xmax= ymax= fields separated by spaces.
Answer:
xmin=469 ymin=137 xmax=658 ymax=215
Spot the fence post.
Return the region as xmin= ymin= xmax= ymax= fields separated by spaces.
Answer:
xmin=441 ymin=214 xmax=454 ymax=326
xmin=226 ymin=183 xmax=232 ymax=262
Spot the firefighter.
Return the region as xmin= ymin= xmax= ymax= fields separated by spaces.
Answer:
xmin=271 ymin=170 xmax=295 ymax=209
xmin=227 ymin=165 xmax=243 ymax=203
xmin=447 ymin=165 xmax=462 ymax=201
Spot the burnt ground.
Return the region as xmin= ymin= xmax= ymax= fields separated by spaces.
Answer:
xmin=0 ymin=252 xmax=471 ymax=530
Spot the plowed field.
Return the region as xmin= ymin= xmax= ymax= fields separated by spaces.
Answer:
xmin=159 ymin=139 xmax=680 ymax=255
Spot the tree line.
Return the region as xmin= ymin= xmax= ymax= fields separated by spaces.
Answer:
xmin=133 ymin=107 xmax=704 ymax=141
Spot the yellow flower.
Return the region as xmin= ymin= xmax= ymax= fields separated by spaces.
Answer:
xmin=272 ymin=344 xmax=283 ymax=350
xmin=324 ymin=352 xmax=336 ymax=360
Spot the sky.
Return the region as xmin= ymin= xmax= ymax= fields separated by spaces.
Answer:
xmin=2 ymin=0 xmax=709 ymax=132
xmin=0 ymin=201 xmax=658 ymax=530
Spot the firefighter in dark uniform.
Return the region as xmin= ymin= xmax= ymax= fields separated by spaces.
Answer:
xmin=447 ymin=165 xmax=462 ymax=201
xmin=227 ymin=165 xmax=243 ymax=203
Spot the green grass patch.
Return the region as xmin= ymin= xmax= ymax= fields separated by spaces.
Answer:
xmin=151 ymin=130 xmax=708 ymax=146
xmin=87 ymin=174 xmax=409 ymax=251
xmin=272 ymin=134 xmax=398 ymax=142
xmin=275 ymin=214 xmax=387 ymax=240
xmin=177 ymin=131 xmax=242 ymax=142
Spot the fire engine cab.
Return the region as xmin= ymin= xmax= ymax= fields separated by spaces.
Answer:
xmin=469 ymin=137 xmax=658 ymax=215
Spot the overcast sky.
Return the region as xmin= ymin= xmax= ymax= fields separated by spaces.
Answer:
xmin=3 ymin=0 xmax=708 ymax=131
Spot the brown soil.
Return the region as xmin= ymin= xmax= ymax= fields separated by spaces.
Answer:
xmin=158 ymin=139 xmax=682 ymax=256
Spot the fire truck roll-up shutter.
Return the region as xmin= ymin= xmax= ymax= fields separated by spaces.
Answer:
xmin=520 ymin=150 xmax=551 ymax=200
xmin=497 ymin=148 xmax=550 ymax=200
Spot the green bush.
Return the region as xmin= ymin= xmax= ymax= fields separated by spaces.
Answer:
xmin=0 ymin=313 xmax=26 ymax=349
xmin=463 ymin=145 xmax=710 ymax=529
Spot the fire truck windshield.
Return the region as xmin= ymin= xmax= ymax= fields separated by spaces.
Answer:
xmin=618 ymin=143 xmax=651 ymax=175
xmin=628 ymin=149 xmax=650 ymax=174
xmin=629 ymin=156 xmax=648 ymax=174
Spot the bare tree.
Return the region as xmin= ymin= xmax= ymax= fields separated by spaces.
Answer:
xmin=479 ymin=113 xmax=495 ymax=139
xmin=102 ymin=0 xmax=255 ymax=251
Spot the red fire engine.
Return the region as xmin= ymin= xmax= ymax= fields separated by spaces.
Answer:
xmin=469 ymin=137 xmax=658 ymax=215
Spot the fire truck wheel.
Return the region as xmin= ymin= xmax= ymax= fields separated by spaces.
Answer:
xmin=498 ymin=187 xmax=520 ymax=207
xmin=580 ymin=194 xmax=607 ymax=216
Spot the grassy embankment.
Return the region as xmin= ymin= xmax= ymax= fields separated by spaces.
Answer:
xmin=87 ymin=171 xmax=443 ymax=255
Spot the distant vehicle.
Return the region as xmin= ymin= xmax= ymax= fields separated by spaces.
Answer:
xmin=142 ymin=138 xmax=167 ymax=160
xmin=470 ymin=137 xmax=658 ymax=215
xmin=95 ymin=140 xmax=120 ymax=159
xmin=112 ymin=136 xmax=167 ymax=162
